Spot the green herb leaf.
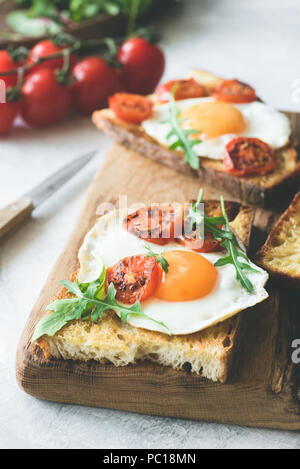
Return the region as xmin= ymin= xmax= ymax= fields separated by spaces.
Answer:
xmin=144 ymin=244 xmax=169 ymax=274
xmin=164 ymin=85 xmax=201 ymax=170
xmin=31 ymin=297 xmax=79 ymax=342
xmin=32 ymin=269 xmax=171 ymax=342
xmin=186 ymin=189 xmax=259 ymax=294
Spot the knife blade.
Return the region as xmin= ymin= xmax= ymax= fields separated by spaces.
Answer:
xmin=26 ymin=150 xmax=97 ymax=208
xmin=0 ymin=150 xmax=97 ymax=240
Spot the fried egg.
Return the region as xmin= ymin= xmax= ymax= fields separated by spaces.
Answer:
xmin=78 ymin=211 xmax=269 ymax=336
xmin=141 ymin=97 xmax=291 ymax=160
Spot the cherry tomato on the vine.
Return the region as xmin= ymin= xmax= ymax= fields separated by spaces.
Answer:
xmin=20 ymin=68 xmax=72 ymax=127
xmin=27 ymin=40 xmax=77 ymax=73
xmin=72 ymin=57 xmax=120 ymax=114
xmin=0 ymin=101 xmax=18 ymax=134
xmin=117 ymin=37 xmax=165 ymax=95
xmin=0 ymin=51 xmax=22 ymax=88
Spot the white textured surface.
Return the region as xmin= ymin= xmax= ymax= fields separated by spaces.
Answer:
xmin=1 ymin=0 xmax=300 ymax=449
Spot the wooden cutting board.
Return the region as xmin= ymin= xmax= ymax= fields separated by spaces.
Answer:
xmin=16 ymin=112 xmax=300 ymax=430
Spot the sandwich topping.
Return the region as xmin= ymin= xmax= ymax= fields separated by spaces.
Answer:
xmin=211 ymin=79 xmax=257 ymax=103
xmin=155 ymin=78 xmax=206 ymax=103
xmin=108 ymin=74 xmax=291 ymax=176
xmin=109 ymin=93 xmax=153 ymax=124
xmin=224 ymin=137 xmax=278 ymax=176
xmin=32 ymin=190 xmax=269 ymax=341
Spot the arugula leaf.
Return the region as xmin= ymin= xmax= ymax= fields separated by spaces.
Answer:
xmin=96 ymin=283 xmax=171 ymax=335
xmin=144 ymin=244 xmax=169 ymax=274
xmin=164 ymin=85 xmax=201 ymax=170
xmin=31 ymin=298 xmax=79 ymax=341
xmin=217 ymin=196 xmax=259 ymax=293
xmin=187 ymin=189 xmax=260 ymax=294
xmin=32 ymin=270 xmax=171 ymax=342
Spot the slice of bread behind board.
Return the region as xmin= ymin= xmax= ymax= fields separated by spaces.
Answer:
xmin=38 ymin=201 xmax=255 ymax=383
xmin=92 ymin=70 xmax=300 ymax=207
xmin=256 ymin=191 xmax=300 ymax=288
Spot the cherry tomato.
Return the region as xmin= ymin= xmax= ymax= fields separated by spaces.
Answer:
xmin=175 ymin=200 xmax=230 ymax=252
xmin=106 ymin=255 xmax=162 ymax=304
xmin=27 ymin=40 xmax=77 ymax=73
xmin=211 ymin=79 xmax=257 ymax=103
xmin=124 ymin=206 xmax=181 ymax=245
xmin=118 ymin=37 xmax=165 ymax=95
xmin=0 ymin=51 xmax=21 ymax=88
xmin=72 ymin=57 xmax=120 ymax=114
xmin=224 ymin=137 xmax=278 ymax=176
xmin=20 ymin=69 xmax=72 ymax=127
xmin=155 ymin=79 xmax=206 ymax=103
xmin=176 ymin=230 xmax=222 ymax=252
xmin=0 ymin=101 xmax=18 ymax=134
xmin=109 ymin=93 xmax=153 ymax=124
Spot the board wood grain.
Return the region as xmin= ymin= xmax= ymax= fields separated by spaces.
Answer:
xmin=16 ymin=112 xmax=300 ymax=429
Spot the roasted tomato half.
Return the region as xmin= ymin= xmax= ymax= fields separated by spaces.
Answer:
xmin=211 ymin=79 xmax=256 ymax=103
xmin=224 ymin=137 xmax=278 ymax=176
xmin=124 ymin=206 xmax=182 ymax=245
xmin=176 ymin=200 xmax=223 ymax=252
xmin=109 ymin=93 xmax=153 ymax=124
xmin=176 ymin=229 xmax=223 ymax=253
xmin=155 ymin=78 xmax=206 ymax=103
xmin=106 ymin=255 xmax=162 ymax=304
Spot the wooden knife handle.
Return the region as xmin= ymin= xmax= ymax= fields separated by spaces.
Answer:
xmin=0 ymin=197 xmax=33 ymax=240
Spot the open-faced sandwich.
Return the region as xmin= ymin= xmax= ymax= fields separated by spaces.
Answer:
xmin=32 ymin=191 xmax=269 ymax=383
xmin=92 ymin=70 xmax=300 ymax=206
xmin=256 ymin=190 xmax=300 ymax=288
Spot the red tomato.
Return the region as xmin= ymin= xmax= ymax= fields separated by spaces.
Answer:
xmin=106 ymin=255 xmax=162 ymax=304
xmin=0 ymin=101 xmax=18 ymax=134
xmin=20 ymin=69 xmax=72 ymax=127
xmin=224 ymin=137 xmax=278 ymax=176
xmin=27 ymin=40 xmax=77 ymax=72
xmin=0 ymin=51 xmax=20 ymax=88
xmin=72 ymin=57 xmax=120 ymax=114
xmin=155 ymin=79 xmax=206 ymax=103
xmin=109 ymin=93 xmax=153 ymax=124
xmin=123 ymin=206 xmax=181 ymax=245
xmin=176 ymin=230 xmax=222 ymax=253
xmin=211 ymin=79 xmax=256 ymax=103
xmin=176 ymin=200 xmax=224 ymax=252
xmin=118 ymin=38 xmax=165 ymax=95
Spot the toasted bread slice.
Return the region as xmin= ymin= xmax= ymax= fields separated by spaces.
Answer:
xmin=37 ymin=201 xmax=256 ymax=383
xmin=255 ymin=191 xmax=300 ymax=287
xmin=92 ymin=70 xmax=300 ymax=207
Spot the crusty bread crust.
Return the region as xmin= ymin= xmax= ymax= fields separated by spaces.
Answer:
xmin=92 ymin=108 xmax=300 ymax=207
xmin=37 ymin=201 xmax=255 ymax=383
xmin=255 ymin=191 xmax=300 ymax=287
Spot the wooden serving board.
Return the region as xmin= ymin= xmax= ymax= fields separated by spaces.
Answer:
xmin=16 ymin=113 xmax=300 ymax=430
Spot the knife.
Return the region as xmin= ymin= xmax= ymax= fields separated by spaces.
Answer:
xmin=0 ymin=150 xmax=97 ymax=240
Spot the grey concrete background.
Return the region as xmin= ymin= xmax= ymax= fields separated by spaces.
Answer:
xmin=0 ymin=0 xmax=300 ymax=449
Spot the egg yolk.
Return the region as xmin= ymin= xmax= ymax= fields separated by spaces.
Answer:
xmin=155 ymin=250 xmax=218 ymax=302
xmin=179 ymin=100 xmax=246 ymax=139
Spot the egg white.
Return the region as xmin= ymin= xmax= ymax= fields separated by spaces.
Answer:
xmin=78 ymin=211 xmax=269 ymax=336
xmin=141 ymin=97 xmax=291 ymax=160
